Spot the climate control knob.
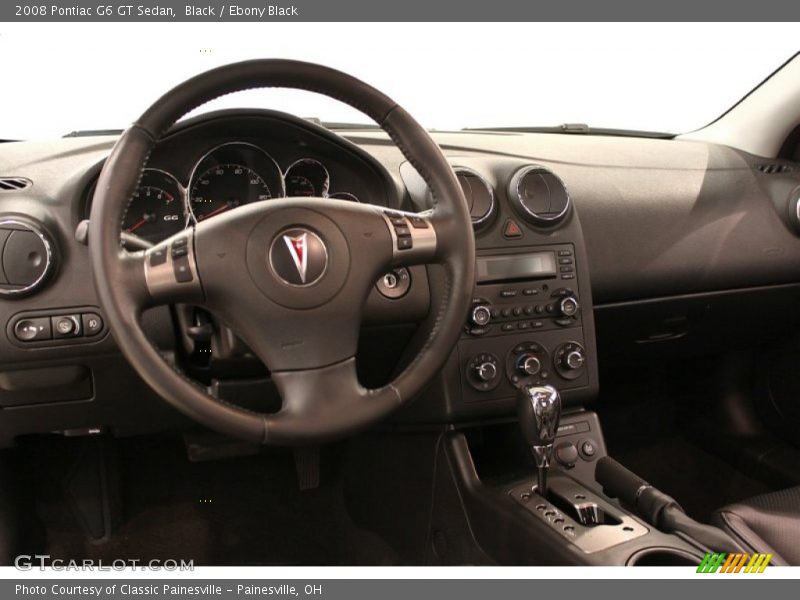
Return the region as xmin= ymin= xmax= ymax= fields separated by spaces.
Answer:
xmin=506 ymin=341 xmax=550 ymax=387
xmin=554 ymin=342 xmax=587 ymax=380
xmin=475 ymin=361 xmax=498 ymax=382
xmin=466 ymin=352 xmax=501 ymax=391
xmin=563 ymin=350 xmax=585 ymax=370
xmin=516 ymin=353 xmax=542 ymax=376
xmin=559 ymin=296 xmax=580 ymax=318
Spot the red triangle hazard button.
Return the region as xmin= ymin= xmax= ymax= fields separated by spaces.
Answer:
xmin=503 ymin=219 xmax=523 ymax=239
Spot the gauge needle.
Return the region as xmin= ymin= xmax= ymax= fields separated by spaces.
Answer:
xmin=200 ymin=203 xmax=233 ymax=220
xmin=127 ymin=218 xmax=147 ymax=233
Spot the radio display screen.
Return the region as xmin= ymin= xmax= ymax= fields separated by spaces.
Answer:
xmin=476 ymin=252 xmax=557 ymax=283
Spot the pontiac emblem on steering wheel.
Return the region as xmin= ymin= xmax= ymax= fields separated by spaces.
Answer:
xmin=269 ymin=228 xmax=328 ymax=287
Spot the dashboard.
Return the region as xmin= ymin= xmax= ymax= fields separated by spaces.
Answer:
xmin=2 ymin=108 xmax=800 ymax=446
xmin=83 ymin=112 xmax=392 ymax=245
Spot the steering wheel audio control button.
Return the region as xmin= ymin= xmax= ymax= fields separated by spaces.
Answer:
xmin=144 ymin=230 xmax=203 ymax=302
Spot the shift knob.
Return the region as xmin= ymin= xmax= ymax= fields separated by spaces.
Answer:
xmin=517 ymin=384 xmax=562 ymax=496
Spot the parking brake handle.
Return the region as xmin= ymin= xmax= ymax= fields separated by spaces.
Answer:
xmin=596 ymin=456 xmax=744 ymax=553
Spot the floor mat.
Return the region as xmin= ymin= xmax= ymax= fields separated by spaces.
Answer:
xmin=29 ymin=435 xmax=399 ymax=566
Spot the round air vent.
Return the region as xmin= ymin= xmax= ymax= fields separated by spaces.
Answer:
xmin=0 ymin=217 xmax=56 ymax=297
xmin=454 ymin=168 xmax=497 ymax=232
xmin=508 ymin=165 xmax=572 ymax=227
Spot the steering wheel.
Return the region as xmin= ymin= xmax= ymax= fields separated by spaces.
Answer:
xmin=89 ymin=60 xmax=475 ymax=445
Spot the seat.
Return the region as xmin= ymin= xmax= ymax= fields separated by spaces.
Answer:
xmin=712 ymin=486 xmax=800 ymax=566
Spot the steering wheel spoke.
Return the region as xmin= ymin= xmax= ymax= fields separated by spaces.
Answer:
xmin=141 ymin=229 xmax=204 ymax=307
xmin=267 ymin=358 xmax=399 ymax=445
xmin=378 ymin=209 xmax=438 ymax=269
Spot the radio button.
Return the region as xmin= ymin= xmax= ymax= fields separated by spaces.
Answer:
xmin=470 ymin=304 xmax=492 ymax=327
xmin=559 ymin=296 xmax=580 ymax=317
xmin=500 ymin=289 xmax=518 ymax=298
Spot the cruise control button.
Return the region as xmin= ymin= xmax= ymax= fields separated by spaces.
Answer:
xmin=150 ymin=247 xmax=167 ymax=267
xmin=409 ymin=216 xmax=429 ymax=229
xmin=14 ymin=317 xmax=51 ymax=341
xmin=82 ymin=313 xmax=104 ymax=336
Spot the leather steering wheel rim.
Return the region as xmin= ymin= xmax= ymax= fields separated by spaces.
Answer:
xmin=89 ymin=59 xmax=475 ymax=445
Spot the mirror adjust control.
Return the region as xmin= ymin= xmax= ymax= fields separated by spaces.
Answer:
xmin=14 ymin=317 xmax=51 ymax=341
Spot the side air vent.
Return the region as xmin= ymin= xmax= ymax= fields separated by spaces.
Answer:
xmin=0 ymin=177 xmax=32 ymax=192
xmin=757 ymin=163 xmax=793 ymax=175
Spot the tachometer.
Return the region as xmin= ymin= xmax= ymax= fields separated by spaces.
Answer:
xmin=122 ymin=169 xmax=186 ymax=243
xmin=188 ymin=142 xmax=284 ymax=222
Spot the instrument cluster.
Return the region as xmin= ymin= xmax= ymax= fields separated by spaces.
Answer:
xmin=103 ymin=141 xmax=365 ymax=244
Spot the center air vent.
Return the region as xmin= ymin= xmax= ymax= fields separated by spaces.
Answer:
xmin=454 ymin=168 xmax=497 ymax=232
xmin=508 ymin=165 xmax=572 ymax=227
xmin=756 ymin=163 xmax=793 ymax=175
xmin=0 ymin=177 xmax=32 ymax=192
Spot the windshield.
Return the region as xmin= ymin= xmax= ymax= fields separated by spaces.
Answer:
xmin=1 ymin=22 xmax=797 ymax=139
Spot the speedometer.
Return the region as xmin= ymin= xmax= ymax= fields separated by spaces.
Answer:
xmin=188 ymin=142 xmax=284 ymax=223
xmin=190 ymin=164 xmax=272 ymax=221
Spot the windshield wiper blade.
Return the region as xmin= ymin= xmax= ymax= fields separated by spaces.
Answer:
xmin=464 ymin=123 xmax=674 ymax=139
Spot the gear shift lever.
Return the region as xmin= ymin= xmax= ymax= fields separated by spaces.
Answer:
xmin=517 ymin=384 xmax=562 ymax=497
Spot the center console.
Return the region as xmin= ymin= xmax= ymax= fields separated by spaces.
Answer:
xmin=394 ymin=161 xmax=719 ymax=566
xmin=401 ymin=159 xmax=598 ymax=422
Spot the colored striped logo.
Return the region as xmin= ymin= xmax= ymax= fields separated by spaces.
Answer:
xmin=697 ymin=552 xmax=772 ymax=573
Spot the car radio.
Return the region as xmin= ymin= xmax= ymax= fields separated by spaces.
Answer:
xmin=457 ymin=242 xmax=592 ymax=404
xmin=465 ymin=243 xmax=579 ymax=337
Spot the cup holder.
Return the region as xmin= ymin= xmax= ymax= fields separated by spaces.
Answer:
xmin=627 ymin=547 xmax=702 ymax=566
